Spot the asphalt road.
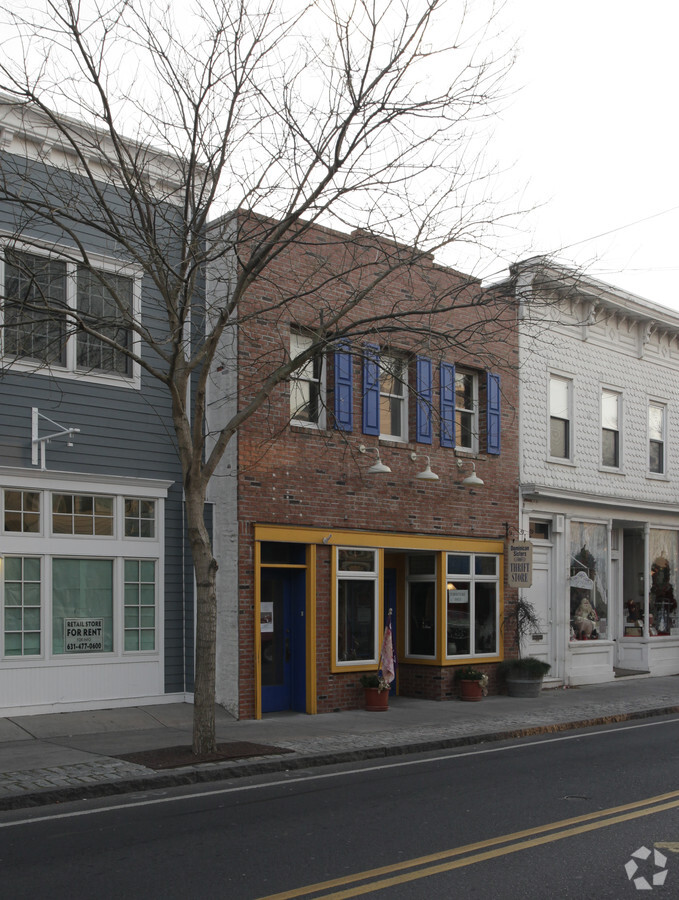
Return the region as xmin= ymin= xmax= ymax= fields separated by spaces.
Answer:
xmin=2 ymin=716 xmax=679 ymax=899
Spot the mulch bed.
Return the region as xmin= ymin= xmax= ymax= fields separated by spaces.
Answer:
xmin=116 ymin=741 xmax=293 ymax=770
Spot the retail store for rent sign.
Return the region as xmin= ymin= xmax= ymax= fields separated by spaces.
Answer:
xmin=507 ymin=541 xmax=533 ymax=588
xmin=64 ymin=618 xmax=104 ymax=652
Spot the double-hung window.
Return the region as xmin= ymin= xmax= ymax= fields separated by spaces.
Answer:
xmin=2 ymin=247 xmax=137 ymax=383
xmin=601 ymin=389 xmax=621 ymax=469
xmin=290 ymin=329 xmax=324 ymax=427
xmin=455 ymin=370 xmax=478 ymax=452
xmin=379 ymin=355 xmax=407 ymax=440
xmin=649 ymin=401 xmax=666 ymax=475
xmin=549 ymin=374 xmax=572 ymax=460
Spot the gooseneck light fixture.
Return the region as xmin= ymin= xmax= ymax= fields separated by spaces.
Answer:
xmin=457 ymin=458 xmax=484 ymax=486
xmin=410 ymin=452 xmax=439 ymax=481
xmin=358 ymin=443 xmax=392 ymax=474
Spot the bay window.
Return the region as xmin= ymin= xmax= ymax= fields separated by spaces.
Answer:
xmin=446 ymin=553 xmax=499 ymax=657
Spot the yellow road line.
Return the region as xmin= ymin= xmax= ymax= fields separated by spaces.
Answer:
xmin=257 ymin=789 xmax=679 ymax=900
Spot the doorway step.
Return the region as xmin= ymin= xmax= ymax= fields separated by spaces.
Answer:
xmin=613 ymin=667 xmax=651 ymax=678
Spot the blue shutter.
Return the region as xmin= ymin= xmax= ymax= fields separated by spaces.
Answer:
xmin=333 ymin=345 xmax=353 ymax=432
xmin=362 ymin=343 xmax=380 ymax=435
xmin=440 ymin=362 xmax=456 ymax=448
xmin=487 ymin=371 xmax=501 ymax=454
xmin=416 ymin=356 xmax=433 ymax=444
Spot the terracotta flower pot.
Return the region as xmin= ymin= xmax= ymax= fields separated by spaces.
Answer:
xmin=364 ymin=687 xmax=389 ymax=711
xmin=459 ymin=679 xmax=484 ymax=701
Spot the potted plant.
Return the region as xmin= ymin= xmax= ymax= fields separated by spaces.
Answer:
xmin=500 ymin=597 xmax=551 ymax=697
xmin=455 ymin=666 xmax=489 ymax=701
xmin=497 ymin=656 xmax=551 ymax=697
xmin=360 ymin=673 xmax=390 ymax=711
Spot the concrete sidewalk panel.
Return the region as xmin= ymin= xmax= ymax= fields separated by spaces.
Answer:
xmin=9 ymin=706 xmax=164 ymax=739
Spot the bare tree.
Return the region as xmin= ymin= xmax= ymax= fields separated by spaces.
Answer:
xmin=0 ymin=0 xmax=517 ymax=753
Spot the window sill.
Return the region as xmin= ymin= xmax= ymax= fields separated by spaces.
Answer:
xmin=598 ymin=466 xmax=625 ymax=476
xmin=547 ymin=456 xmax=577 ymax=467
xmin=2 ymin=358 xmax=140 ymax=390
xmin=646 ymin=472 xmax=670 ymax=481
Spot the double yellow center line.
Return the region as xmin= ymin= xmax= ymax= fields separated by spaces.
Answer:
xmin=257 ymin=789 xmax=679 ymax=899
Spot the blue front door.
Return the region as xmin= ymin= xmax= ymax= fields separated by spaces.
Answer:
xmin=261 ymin=569 xmax=306 ymax=713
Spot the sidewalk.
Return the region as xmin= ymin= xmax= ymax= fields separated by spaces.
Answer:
xmin=1 ymin=675 xmax=678 ymax=811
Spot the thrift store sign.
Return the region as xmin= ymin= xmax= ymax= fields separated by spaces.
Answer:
xmin=64 ymin=618 xmax=104 ymax=652
xmin=507 ymin=541 xmax=533 ymax=588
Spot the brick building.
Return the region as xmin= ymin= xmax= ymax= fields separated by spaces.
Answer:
xmin=207 ymin=217 xmax=520 ymax=718
xmin=508 ymin=258 xmax=679 ymax=685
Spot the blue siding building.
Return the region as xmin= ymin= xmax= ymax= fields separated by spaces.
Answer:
xmin=0 ymin=99 xmax=193 ymax=713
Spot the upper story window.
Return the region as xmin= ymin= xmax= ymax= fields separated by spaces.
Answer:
xmin=4 ymin=490 xmax=40 ymax=533
xmin=379 ymin=355 xmax=407 ymax=441
xmin=549 ymin=374 xmax=572 ymax=460
xmin=601 ymin=389 xmax=621 ymax=469
xmin=289 ymin=329 xmax=324 ymax=427
xmin=649 ymin=401 xmax=666 ymax=475
xmin=455 ymin=369 xmax=478 ymax=452
xmin=2 ymin=247 xmax=138 ymax=384
xmin=52 ymin=494 xmax=114 ymax=536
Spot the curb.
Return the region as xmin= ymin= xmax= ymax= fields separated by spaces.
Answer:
xmin=1 ymin=705 xmax=678 ymax=812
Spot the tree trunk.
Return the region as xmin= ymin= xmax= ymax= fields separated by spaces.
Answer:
xmin=185 ymin=489 xmax=219 ymax=755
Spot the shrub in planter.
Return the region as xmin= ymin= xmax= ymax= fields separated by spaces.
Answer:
xmin=497 ymin=657 xmax=551 ymax=698
xmin=454 ymin=666 xmax=489 ymax=701
xmin=360 ymin=673 xmax=390 ymax=710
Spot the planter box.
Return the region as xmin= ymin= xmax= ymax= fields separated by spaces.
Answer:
xmin=506 ymin=677 xmax=543 ymax=698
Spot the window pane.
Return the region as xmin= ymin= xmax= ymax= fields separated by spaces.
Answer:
xmin=447 ymin=555 xmax=470 ymax=576
xmin=447 ymin=583 xmax=470 ymax=655
xmin=3 ymin=556 xmax=41 ymax=657
xmin=550 ymin=417 xmax=569 ymax=458
xmin=52 ymin=559 xmax=113 ymax=654
xmin=338 ymin=549 xmax=375 ymax=572
xmin=570 ymin=523 xmax=608 ymax=640
xmin=649 ymin=531 xmax=679 ymax=636
xmin=4 ymin=251 xmax=67 ymax=364
xmin=455 ymin=372 xmax=473 ymax=410
xmin=549 ymin=377 xmax=569 ymax=418
xmin=650 ymin=440 xmax=664 ymax=474
xmin=474 ymin=583 xmax=497 ymax=653
xmin=649 ymin=405 xmax=664 ymax=440
xmin=602 ymin=428 xmax=619 ymax=467
xmin=408 ymin=582 xmax=436 ymax=656
xmin=602 ymin=391 xmax=618 ymax=429
xmin=337 ymin=579 xmax=376 ymax=661
xmin=475 ymin=556 xmax=496 ymax=576
xmin=76 ymin=267 xmax=132 ymax=375
xmin=408 ymin=554 xmax=436 ymax=576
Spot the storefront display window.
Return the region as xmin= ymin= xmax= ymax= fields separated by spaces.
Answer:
xmin=52 ymin=559 xmax=114 ymax=654
xmin=336 ymin=548 xmax=378 ymax=663
xmin=407 ymin=554 xmax=436 ymax=657
xmin=446 ymin=552 xmax=499 ymax=658
xmin=570 ymin=522 xmax=608 ymax=640
xmin=649 ymin=531 xmax=679 ymax=636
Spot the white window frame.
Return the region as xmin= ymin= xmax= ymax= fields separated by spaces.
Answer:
xmin=335 ymin=547 xmax=379 ymax=667
xmin=379 ymin=354 xmax=408 ymax=442
xmin=0 ymin=237 xmax=142 ymax=389
xmin=648 ymin=400 xmax=667 ymax=476
xmin=600 ymin=387 xmax=622 ymax=471
xmin=0 ymin=469 xmax=168 ymax=664
xmin=455 ymin=369 xmax=479 ymax=453
xmin=548 ymin=372 xmax=573 ymax=462
xmin=445 ymin=552 xmax=500 ymax=660
xmin=289 ymin=328 xmax=325 ymax=428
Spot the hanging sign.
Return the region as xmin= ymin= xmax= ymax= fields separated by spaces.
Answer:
xmin=507 ymin=541 xmax=533 ymax=588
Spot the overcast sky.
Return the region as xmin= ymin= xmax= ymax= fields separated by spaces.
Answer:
xmin=479 ymin=0 xmax=679 ymax=308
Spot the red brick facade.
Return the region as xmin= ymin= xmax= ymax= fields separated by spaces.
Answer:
xmin=228 ymin=217 xmax=519 ymax=717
